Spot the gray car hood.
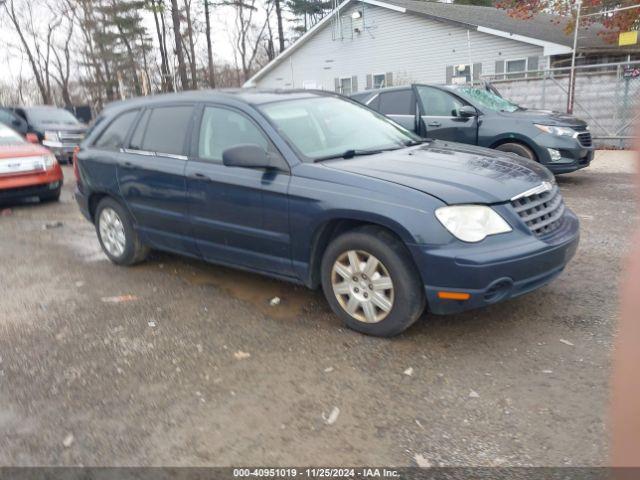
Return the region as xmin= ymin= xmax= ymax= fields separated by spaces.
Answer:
xmin=324 ymin=140 xmax=555 ymax=205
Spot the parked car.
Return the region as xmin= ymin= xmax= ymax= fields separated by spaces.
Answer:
xmin=0 ymin=123 xmax=63 ymax=203
xmin=75 ymin=90 xmax=579 ymax=337
xmin=8 ymin=106 xmax=87 ymax=164
xmin=351 ymin=84 xmax=594 ymax=174
xmin=0 ymin=107 xmax=28 ymax=136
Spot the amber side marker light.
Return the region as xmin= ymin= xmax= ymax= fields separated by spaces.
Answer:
xmin=437 ymin=291 xmax=471 ymax=300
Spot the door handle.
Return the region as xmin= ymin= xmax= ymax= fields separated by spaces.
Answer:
xmin=121 ymin=161 xmax=134 ymax=168
xmin=191 ymin=172 xmax=212 ymax=181
xmin=427 ymin=121 xmax=442 ymax=127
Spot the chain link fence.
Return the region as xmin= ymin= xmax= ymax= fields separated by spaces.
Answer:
xmin=480 ymin=61 xmax=640 ymax=148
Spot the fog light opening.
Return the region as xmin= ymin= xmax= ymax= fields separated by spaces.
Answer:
xmin=547 ymin=148 xmax=562 ymax=162
xmin=483 ymin=279 xmax=513 ymax=303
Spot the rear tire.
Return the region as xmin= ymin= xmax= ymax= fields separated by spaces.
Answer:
xmin=320 ymin=226 xmax=425 ymax=337
xmin=495 ymin=142 xmax=536 ymax=161
xmin=95 ymin=197 xmax=149 ymax=266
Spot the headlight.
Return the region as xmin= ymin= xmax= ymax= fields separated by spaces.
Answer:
xmin=43 ymin=153 xmax=57 ymax=169
xmin=534 ymin=124 xmax=575 ymax=137
xmin=435 ymin=205 xmax=512 ymax=243
xmin=44 ymin=131 xmax=60 ymax=142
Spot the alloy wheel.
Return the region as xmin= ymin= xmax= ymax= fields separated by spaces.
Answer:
xmin=99 ymin=207 xmax=126 ymax=258
xmin=330 ymin=249 xmax=394 ymax=323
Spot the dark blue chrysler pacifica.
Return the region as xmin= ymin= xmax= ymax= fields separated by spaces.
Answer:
xmin=75 ymin=90 xmax=580 ymax=337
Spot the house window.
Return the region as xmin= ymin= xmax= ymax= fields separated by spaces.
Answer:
xmin=452 ymin=64 xmax=471 ymax=84
xmin=340 ymin=77 xmax=353 ymax=95
xmin=373 ymin=73 xmax=386 ymax=89
xmin=506 ymin=59 xmax=527 ymax=79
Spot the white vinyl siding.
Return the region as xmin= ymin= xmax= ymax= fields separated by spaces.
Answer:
xmin=254 ymin=4 xmax=544 ymax=89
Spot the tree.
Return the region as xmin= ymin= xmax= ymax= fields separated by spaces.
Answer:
xmin=170 ymin=0 xmax=190 ymax=89
xmin=92 ymin=0 xmax=152 ymax=98
xmin=273 ymin=0 xmax=285 ymax=52
xmin=496 ymin=0 xmax=640 ymax=43
xmin=2 ymin=0 xmax=56 ymax=103
xmin=146 ymin=0 xmax=174 ymax=92
xmin=286 ymin=0 xmax=332 ymax=36
xmin=230 ymin=0 xmax=273 ymax=80
xmin=50 ymin=1 xmax=75 ymax=105
xmin=204 ymin=0 xmax=216 ymax=87
xmin=183 ymin=0 xmax=198 ymax=89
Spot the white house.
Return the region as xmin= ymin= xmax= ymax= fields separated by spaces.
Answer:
xmin=245 ymin=0 xmax=638 ymax=93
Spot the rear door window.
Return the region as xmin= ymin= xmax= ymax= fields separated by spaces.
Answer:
xmin=141 ymin=106 xmax=194 ymax=156
xmin=379 ymin=90 xmax=415 ymax=115
xmin=93 ymin=110 xmax=139 ymax=150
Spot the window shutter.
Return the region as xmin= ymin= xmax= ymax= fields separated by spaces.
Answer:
xmin=351 ymin=75 xmax=358 ymax=93
xmin=385 ymin=72 xmax=393 ymax=87
xmin=334 ymin=78 xmax=340 ymax=92
xmin=366 ymin=74 xmax=373 ymax=90
xmin=495 ymin=60 xmax=505 ymax=79
xmin=445 ymin=65 xmax=453 ymax=84
xmin=473 ymin=62 xmax=482 ymax=82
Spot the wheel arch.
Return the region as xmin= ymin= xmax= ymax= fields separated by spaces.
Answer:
xmin=305 ymin=214 xmax=415 ymax=289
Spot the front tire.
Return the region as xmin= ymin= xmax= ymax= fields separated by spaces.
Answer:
xmin=95 ymin=197 xmax=149 ymax=265
xmin=495 ymin=142 xmax=536 ymax=161
xmin=320 ymin=226 xmax=425 ymax=337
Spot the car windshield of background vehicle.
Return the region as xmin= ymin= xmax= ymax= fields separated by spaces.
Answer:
xmin=260 ymin=96 xmax=420 ymax=161
xmin=0 ymin=124 xmax=26 ymax=146
xmin=455 ymin=87 xmax=521 ymax=113
xmin=26 ymin=108 xmax=80 ymax=125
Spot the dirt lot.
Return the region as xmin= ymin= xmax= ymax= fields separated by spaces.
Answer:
xmin=0 ymin=152 xmax=636 ymax=467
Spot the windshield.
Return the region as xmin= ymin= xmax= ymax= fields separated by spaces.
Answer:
xmin=454 ymin=87 xmax=522 ymax=113
xmin=259 ymin=96 xmax=420 ymax=161
xmin=26 ymin=107 xmax=80 ymax=125
xmin=0 ymin=124 xmax=26 ymax=146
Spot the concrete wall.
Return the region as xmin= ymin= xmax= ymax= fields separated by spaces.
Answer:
xmin=253 ymin=4 xmax=544 ymax=91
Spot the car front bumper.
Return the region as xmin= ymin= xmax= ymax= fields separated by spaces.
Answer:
xmin=408 ymin=209 xmax=580 ymax=315
xmin=533 ymin=133 xmax=594 ymax=174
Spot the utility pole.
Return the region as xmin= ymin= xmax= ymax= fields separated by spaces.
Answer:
xmin=567 ymin=0 xmax=581 ymax=114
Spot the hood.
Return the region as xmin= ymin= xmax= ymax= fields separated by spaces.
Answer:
xmin=500 ymin=109 xmax=587 ymax=127
xmin=323 ymin=140 xmax=554 ymax=204
xmin=32 ymin=122 xmax=87 ymax=133
xmin=0 ymin=143 xmax=50 ymax=159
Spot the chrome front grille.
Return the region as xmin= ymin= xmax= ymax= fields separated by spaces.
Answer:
xmin=511 ymin=185 xmax=565 ymax=237
xmin=58 ymin=131 xmax=84 ymax=144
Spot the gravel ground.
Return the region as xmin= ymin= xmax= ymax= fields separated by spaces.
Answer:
xmin=0 ymin=151 xmax=636 ymax=467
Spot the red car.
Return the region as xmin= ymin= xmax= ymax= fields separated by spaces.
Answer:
xmin=0 ymin=123 xmax=63 ymax=203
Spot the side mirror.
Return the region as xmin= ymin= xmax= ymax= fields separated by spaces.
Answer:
xmin=222 ymin=144 xmax=276 ymax=169
xmin=25 ymin=133 xmax=40 ymax=144
xmin=458 ymin=105 xmax=477 ymax=118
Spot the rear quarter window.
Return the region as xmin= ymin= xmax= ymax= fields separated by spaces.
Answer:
xmin=93 ymin=110 xmax=139 ymax=150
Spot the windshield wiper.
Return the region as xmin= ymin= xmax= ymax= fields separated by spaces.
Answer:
xmin=404 ymin=138 xmax=432 ymax=146
xmin=314 ymin=148 xmax=386 ymax=162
